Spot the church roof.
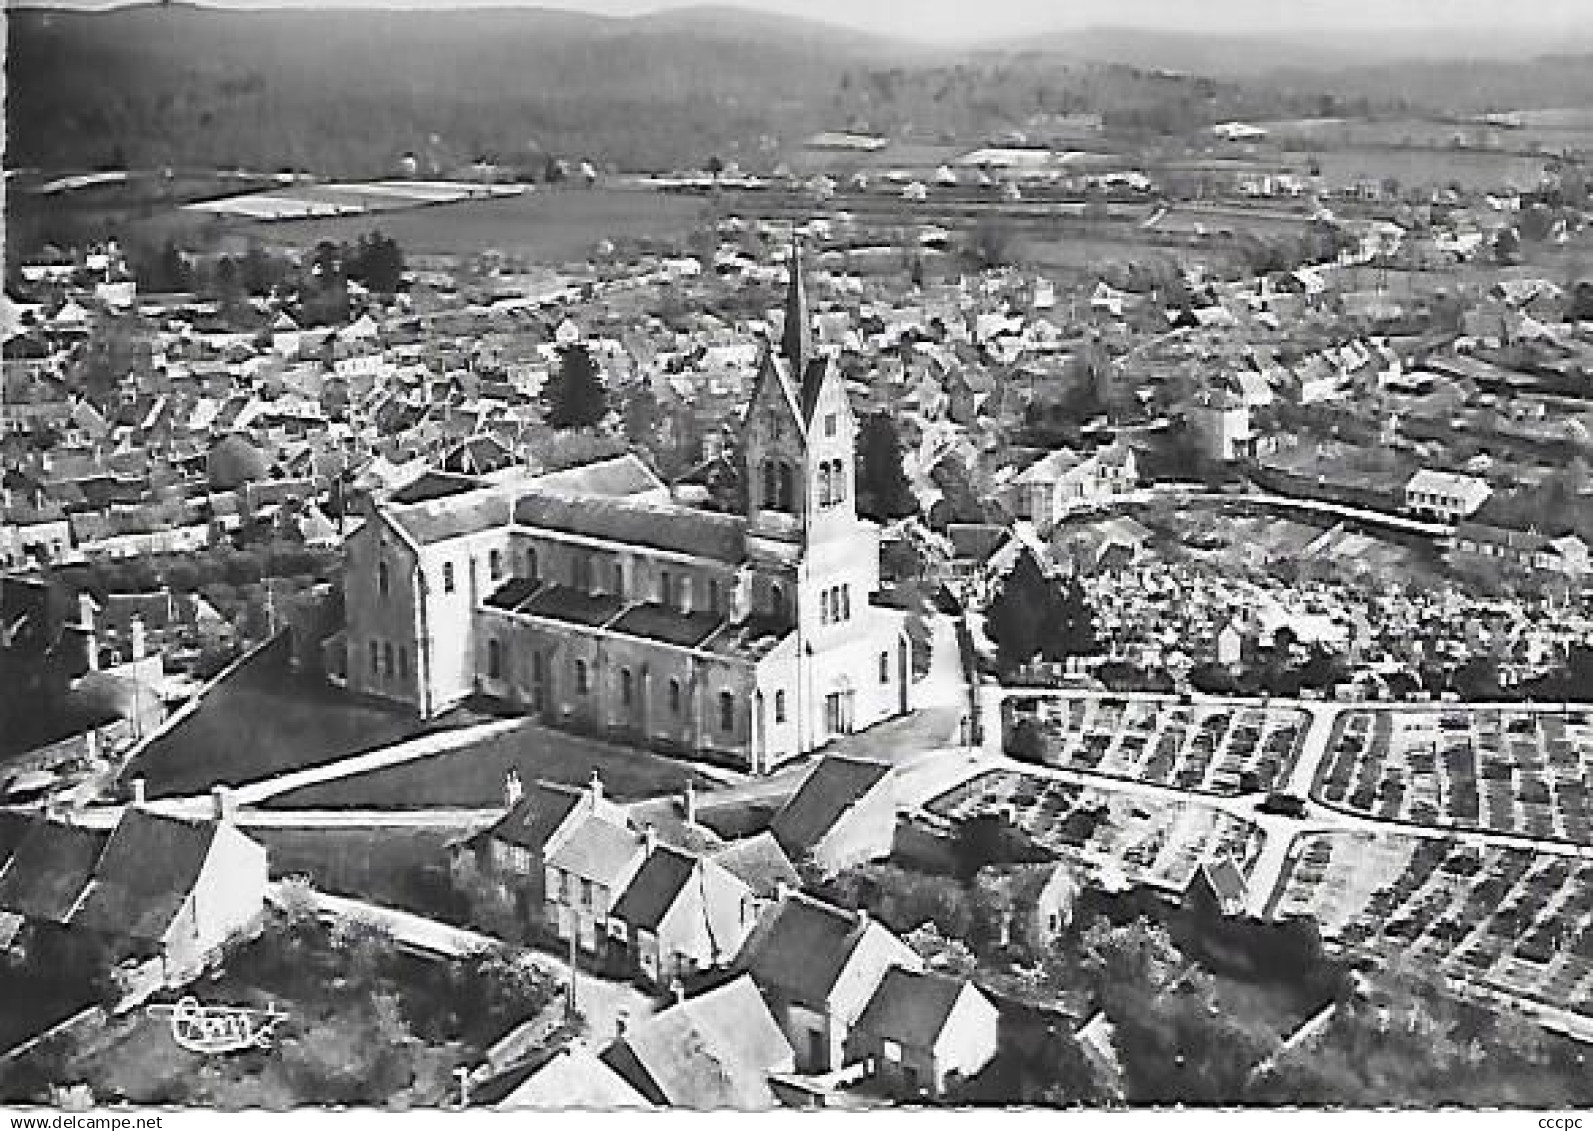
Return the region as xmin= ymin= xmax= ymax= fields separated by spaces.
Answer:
xmin=513 ymin=492 xmax=746 ymax=565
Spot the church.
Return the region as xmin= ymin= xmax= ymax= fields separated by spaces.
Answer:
xmin=338 ymin=246 xmax=910 ymax=773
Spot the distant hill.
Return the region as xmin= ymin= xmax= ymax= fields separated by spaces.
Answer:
xmin=9 ymin=4 xmax=1592 ymax=179
xmin=5 ymin=3 xmax=897 ymax=176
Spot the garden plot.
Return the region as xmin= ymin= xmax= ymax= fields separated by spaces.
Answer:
xmin=927 ymin=769 xmax=1265 ymax=892
xmin=1274 ymin=831 xmax=1593 ymax=1019
xmin=1318 ymin=708 xmax=1593 ymax=843
xmin=1016 ymin=696 xmax=1308 ymax=796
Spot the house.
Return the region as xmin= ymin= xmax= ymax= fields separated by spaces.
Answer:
xmin=769 ymin=756 xmax=896 ymax=878
xmin=1451 ymin=523 xmax=1592 ymax=578
xmin=494 ymin=1044 xmax=655 ymax=1111
xmin=609 ymin=839 xmax=759 ymax=986
xmin=0 ymin=792 xmax=268 ymax=992
xmin=600 ymin=975 xmax=795 ymax=1110
xmin=848 ymin=969 xmax=1000 ymax=1099
xmin=544 ymin=805 xmax=647 ymax=958
xmin=1186 ymin=854 xmax=1250 ymax=919
xmin=976 ymin=862 xmax=1080 ymax=953
xmin=1009 ymin=442 xmax=1138 ymax=533
xmin=1402 ymin=469 xmax=1492 ymax=524
xmin=739 ymin=891 xmax=924 ymax=1072
xmin=1185 ymin=388 xmax=1253 ymax=462
xmin=710 ymin=832 xmax=800 ymax=902
xmin=455 ymin=773 xmax=629 ymax=919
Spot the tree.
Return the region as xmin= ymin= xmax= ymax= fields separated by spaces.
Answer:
xmin=857 ymin=413 xmax=916 ymax=522
xmin=983 ymin=550 xmax=1054 ymax=672
xmin=970 ymin=217 xmax=1015 ymax=269
xmin=541 ymin=344 xmax=608 ymax=430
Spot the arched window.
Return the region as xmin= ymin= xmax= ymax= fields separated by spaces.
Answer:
xmin=778 ymin=464 xmax=794 ymax=510
xmin=532 ymin=651 xmax=545 ymax=682
xmin=834 ymin=459 xmax=846 ymax=501
xmin=621 ymin=668 xmax=633 ymax=706
xmin=489 ymin=549 xmax=503 ymax=580
xmin=613 ymin=561 xmax=625 ymax=598
xmin=718 ymin=691 xmax=735 ymax=733
xmin=775 ymin=690 xmax=787 ymax=723
xmin=708 ymin=578 xmax=720 ymax=614
xmin=841 ymin=585 xmax=851 ymax=620
xmin=383 ymin=642 xmax=395 ymax=678
xmin=526 ymin=548 xmax=539 ymax=582
xmin=762 ymin=461 xmax=778 ymax=509
xmin=659 ymin=570 xmax=673 ymax=607
xmin=575 ymin=659 xmax=589 ymax=695
xmin=819 ymin=589 xmax=831 ymax=624
xmin=378 ymin=561 xmax=390 ymax=598
xmin=669 ymin=679 xmax=682 ymax=715
xmin=442 ymin=561 xmax=456 ymax=593
xmin=398 ymin=647 xmax=409 ymax=680
xmin=818 ymin=462 xmax=833 ymax=506
xmin=772 ymin=583 xmax=788 ymax=622
xmin=369 ymin=640 xmax=380 ymax=675
xmin=879 ymin=650 xmax=890 ymax=684
xmin=487 ymin=638 xmax=503 ymax=679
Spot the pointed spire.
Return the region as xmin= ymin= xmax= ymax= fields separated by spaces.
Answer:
xmin=780 ymin=236 xmax=811 ymax=374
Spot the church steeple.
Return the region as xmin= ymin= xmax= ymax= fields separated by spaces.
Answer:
xmin=780 ymin=238 xmax=811 ymax=376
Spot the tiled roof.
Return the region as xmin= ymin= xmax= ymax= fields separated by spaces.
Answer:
xmin=386 ymin=490 xmax=513 ymax=546
xmin=70 ymin=810 xmax=219 ymax=942
xmin=711 ymin=833 xmax=798 ymax=900
xmin=744 ymin=893 xmax=869 ymax=1004
xmin=546 ymin=816 xmax=643 ymax=887
xmin=600 ymin=975 xmax=793 ymax=1110
xmin=608 ymin=605 xmax=724 ymax=649
xmin=519 ymin=584 xmax=625 ymax=628
xmin=610 ymin=845 xmax=697 ymax=932
xmin=513 ymin=492 xmax=746 ymax=565
xmin=529 ymin=453 xmax=664 ymax=499
xmin=495 ymin=1045 xmax=653 ymax=1110
xmin=770 ymin=756 xmax=892 ymax=859
xmin=0 ymin=820 xmax=108 ymax=924
xmin=490 ymin=782 xmax=583 ymax=852
xmin=855 ymin=967 xmax=971 ymax=1048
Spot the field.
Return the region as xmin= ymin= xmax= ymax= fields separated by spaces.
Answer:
xmin=252 ymin=826 xmax=462 ymax=910
xmin=261 ymin=717 xmax=721 ymax=809
xmin=234 ymin=186 xmax=706 ymax=263
xmin=185 ymin=180 xmax=527 ymax=221
xmin=125 ymin=638 xmax=438 ymax=799
xmin=1272 ymin=830 xmax=1593 ymax=1020
xmin=1285 ymin=147 xmax=1549 ymax=192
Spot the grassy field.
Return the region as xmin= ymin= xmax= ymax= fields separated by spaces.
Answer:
xmin=261 ymin=717 xmax=720 ymax=810
xmin=234 ymin=186 xmax=705 ymax=262
xmin=125 ymin=637 xmax=437 ymax=799
xmin=1290 ymin=147 xmax=1548 ymax=192
xmin=253 ymin=826 xmax=463 ymax=905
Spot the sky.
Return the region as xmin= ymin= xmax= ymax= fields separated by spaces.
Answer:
xmin=29 ymin=0 xmax=1593 ymax=44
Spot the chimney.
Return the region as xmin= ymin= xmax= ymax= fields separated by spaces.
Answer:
xmin=855 ymin=907 xmax=869 ymax=930
xmin=776 ymin=879 xmax=793 ymax=904
xmin=615 ymin=1010 xmax=630 ymax=1040
xmin=130 ymin=776 xmax=146 ymax=807
xmin=683 ymin=780 xmax=697 ymax=824
xmin=669 ymin=979 xmax=685 ymax=1006
xmin=588 ymin=770 xmax=603 ymax=805
xmin=129 ymin=615 xmax=146 ymax=662
xmin=643 ymin=823 xmax=657 ymax=854
xmin=212 ymin=784 xmax=237 ymax=824
xmin=78 ymin=591 xmax=96 ymax=631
